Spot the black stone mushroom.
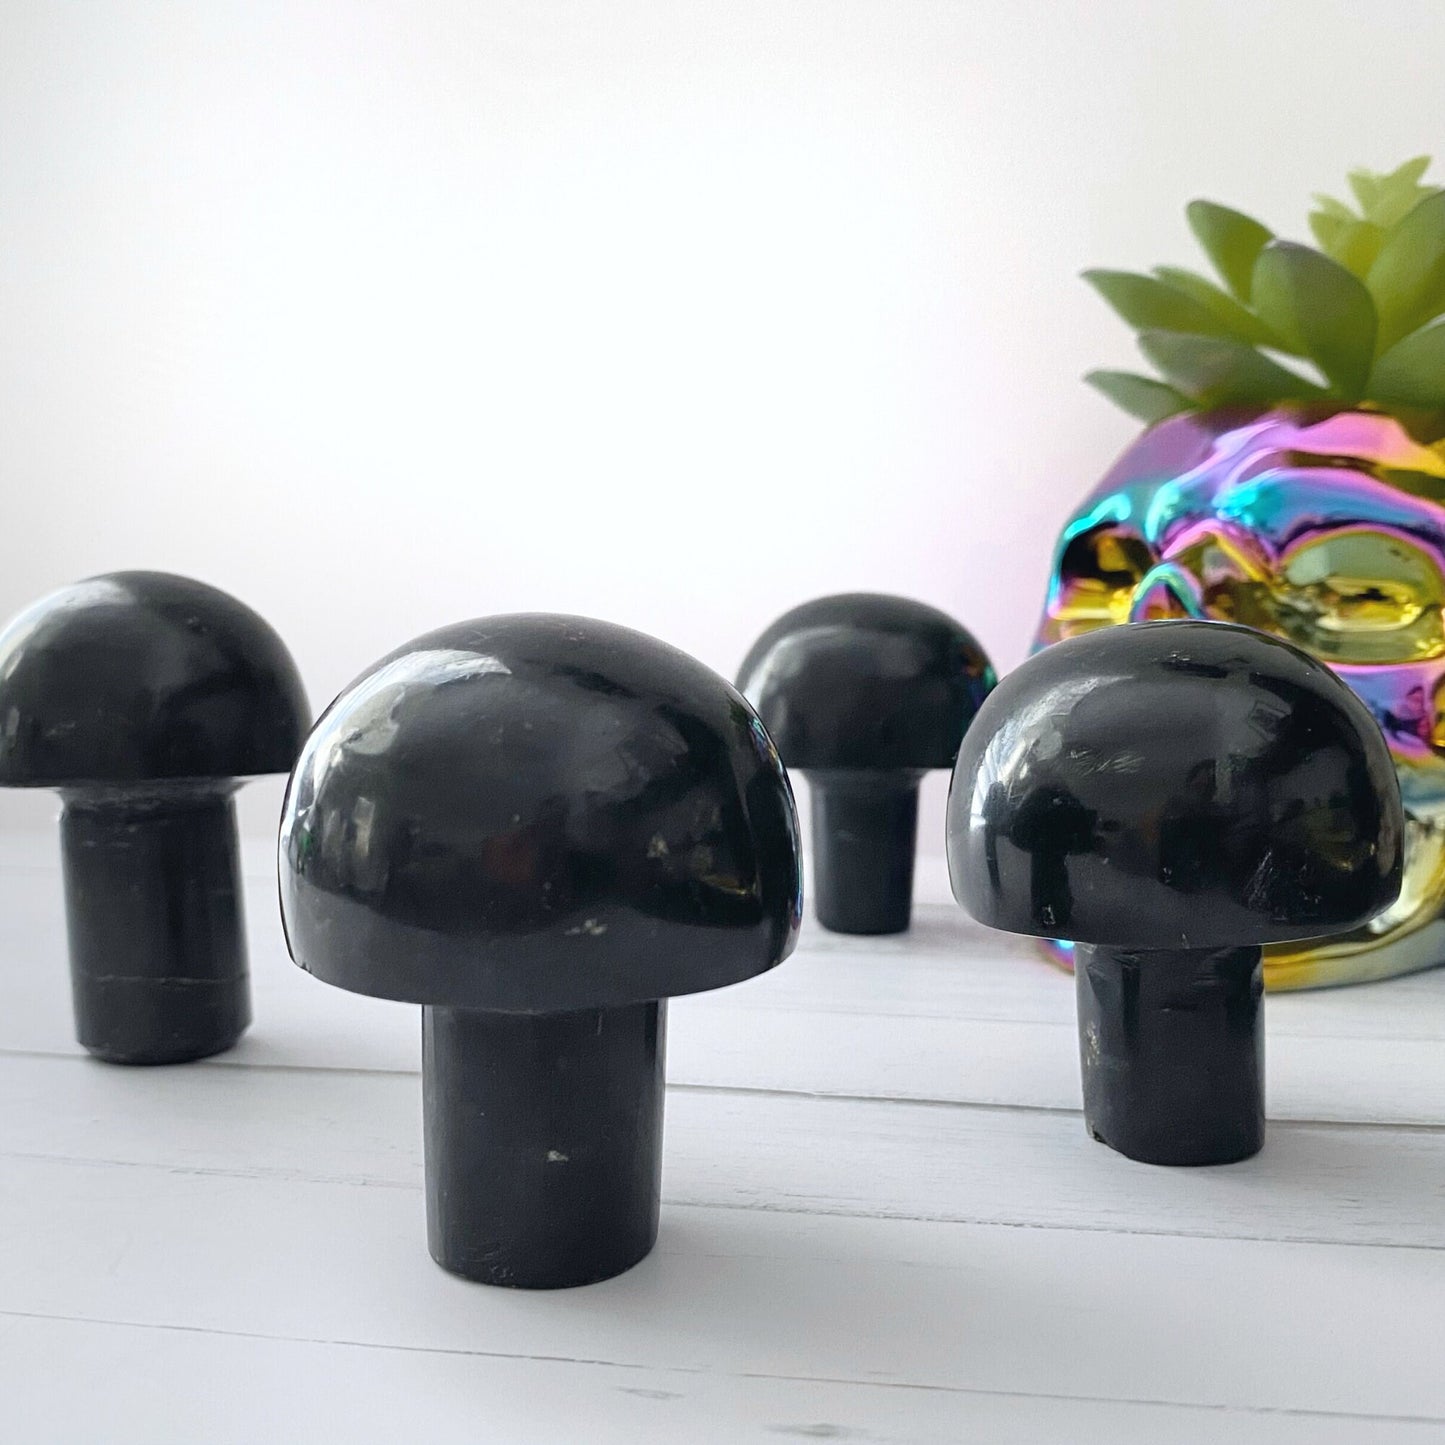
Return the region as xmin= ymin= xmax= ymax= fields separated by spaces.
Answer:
xmin=946 ymin=619 xmax=1403 ymax=1165
xmin=738 ymin=593 xmax=994 ymax=934
xmin=279 ymin=614 xmax=802 ymax=1288
xmin=0 ymin=571 xmax=310 ymax=1063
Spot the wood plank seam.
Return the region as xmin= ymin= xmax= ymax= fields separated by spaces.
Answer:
xmin=3 ymin=1307 xmax=1443 ymax=1427
xmin=5 ymin=1041 xmax=1445 ymax=1139
xmin=9 ymin=1146 xmax=1445 ymax=1253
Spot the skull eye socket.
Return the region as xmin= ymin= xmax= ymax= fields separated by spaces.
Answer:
xmin=1274 ymin=530 xmax=1445 ymax=663
xmin=1048 ymin=525 xmax=1156 ymax=636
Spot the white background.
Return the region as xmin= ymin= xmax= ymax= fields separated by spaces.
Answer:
xmin=3 ymin=0 xmax=1444 ymax=840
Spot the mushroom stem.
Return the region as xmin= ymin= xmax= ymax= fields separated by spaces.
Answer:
xmin=809 ymin=769 xmax=923 ymax=934
xmin=59 ymin=786 xmax=249 ymax=1065
xmin=1075 ymin=943 xmax=1264 ymax=1165
xmin=422 ymin=999 xmax=666 ymax=1288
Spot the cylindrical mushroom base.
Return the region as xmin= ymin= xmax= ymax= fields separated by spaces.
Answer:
xmin=60 ymin=787 xmax=249 ymax=1065
xmin=1075 ymin=943 xmax=1264 ymax=1165
xmin=422 ymin=999 xmax=666 ymax=1289
xmin=809 ymin=770 xmax=922 ymax=935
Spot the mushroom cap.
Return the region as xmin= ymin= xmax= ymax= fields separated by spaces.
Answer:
xmin=0 ymin=571 xmax=311 ymax=788
xmin=947 ymin=620 xmax=1403 ymax=949
xmin=279 ymin=614 xmax=803 ymax=1012
xmin=736 ymin=593 xmax=995 ymax=771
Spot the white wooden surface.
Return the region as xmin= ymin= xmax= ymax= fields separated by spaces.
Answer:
xmin=3 ymin=835 xmax=1445 ymax=1443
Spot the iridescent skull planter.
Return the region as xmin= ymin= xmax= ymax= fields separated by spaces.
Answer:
xmin=1036 ymin=405 xmax=1445 ymax=989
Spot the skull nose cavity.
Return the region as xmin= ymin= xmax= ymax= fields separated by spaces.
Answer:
xmin=1129 ymin=563 xmax=1206 ymax=622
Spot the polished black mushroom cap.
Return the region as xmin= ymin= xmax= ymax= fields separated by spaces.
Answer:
xmin=947 ymin=620 xmax=1403 ymax=949
xmin=0 ymin=570 xmax=310 ymax=1066
xmin=280 ymin=614 xmax=802 ymax=1013
xmin=737 ymin=593 xmax=995 ymax=769
xmin=0 ymin=571 xmax=310 ymax=786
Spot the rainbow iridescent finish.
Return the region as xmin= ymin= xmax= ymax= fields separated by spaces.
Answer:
xmin=1036 ymin=405 xmax=1445 ymax=989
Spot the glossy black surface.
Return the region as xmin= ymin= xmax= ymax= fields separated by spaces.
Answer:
xmin=62 ymin=787 xmax=249 ymax=1064
xmin=947 ymin=619 xmax=1403 ymax=1165
xmin=0 ymin=571 xmax=310 ymax=786
xmin=809 ymin=770 xmax=922 ymax=934
xmin=737 ymin=593 xmax=995 ymax=771
xmin=0 ymin=572 xmax=309 ymax=1064
xmin=738 ymin=593 xmax=994 ymax=935
xmin=1076 ymin=944 xmax=1264 ymax=1165
xmin=281 ymin=615 xmax=802 ymax=1288
xmin=424 ymin=1001 xmax=664 ymax=1288
xmin=280 ymin=614 xmax=802 ymax=1013
xmin=947 ymin=620 xmax=1403 ymax=948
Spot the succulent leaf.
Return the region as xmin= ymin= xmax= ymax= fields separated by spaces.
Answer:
xmin=1389 ymin=156 xmax=1433 ymax=189
xmin=1358 ymin=156 xmax=1436 ymax=228
xmin=1329 ymin=159 xmax=1436 ymax=228
xmin=1086 ymin=159 xmax=1444 ymax=425
xmin=1348 ymin=168 xmax=1384 ymax=217
xmin=1309 ymin=210 xmax=1347 ymax=254
xmin=1138 ymin=330 xmax=1327 ymax=407
xmin=1250 ymin=241 xmax=1376 ymax=398
xmin=1083 ymin=370 xmax=1193 ymax=424
xmin=1367 ymin=189 xmax=1445 ymax=351
xmin=1186 ymin=200 xmax=1272 ymax=302
xmin=1326 ymin=218 xmax=1386 ymax=278
xmin=1369 ymin=319 xmax=1445 ymax=409
xmin=1082 ymin=269 xmax=1245 ymax=338
xmin=1150 ymin=267 xmax=1282 ymax=347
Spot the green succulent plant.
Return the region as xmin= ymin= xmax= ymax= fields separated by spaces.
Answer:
xmin=1085 ymin=157 xmax=1445 ymax=425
